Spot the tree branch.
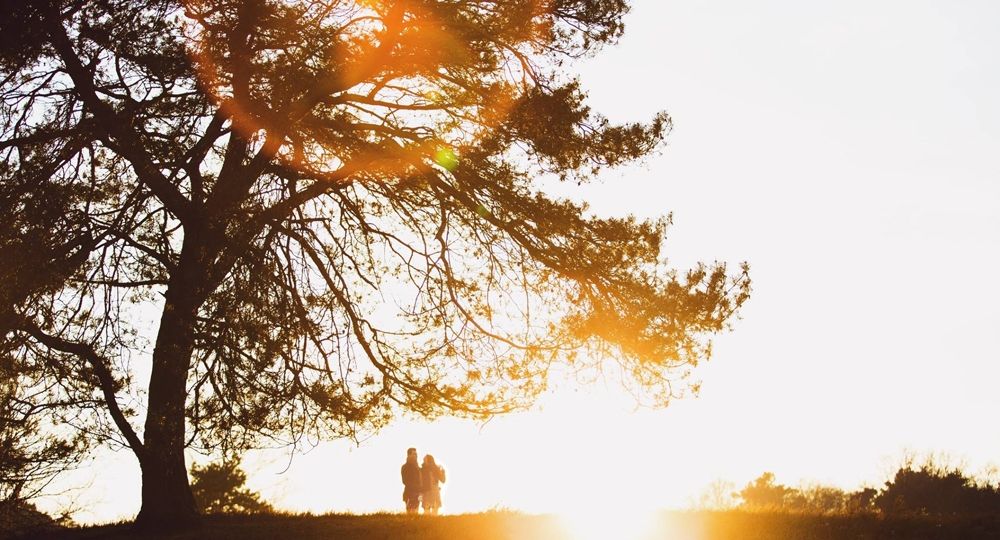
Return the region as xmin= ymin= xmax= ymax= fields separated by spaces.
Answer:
xmin=18 ymin=319 xmax=146 ymax=460
xmin=42 ymin=1 xmax=194 ymax=225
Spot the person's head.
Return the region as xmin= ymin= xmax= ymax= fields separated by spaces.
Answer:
xmin=406 ymin=447 xmax=418 ymax=463
xmin=422 ymin=454 xmax=436 ymax=467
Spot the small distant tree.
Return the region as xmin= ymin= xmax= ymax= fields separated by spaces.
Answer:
xmin=696 ymin=479 xmax=738 ymax=510
xmin=189 ymin=459 xmax=273 ymax=515
xmin=739 ymin=472 xmax=792 ymax=510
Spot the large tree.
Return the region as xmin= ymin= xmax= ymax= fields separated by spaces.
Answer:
xmin=1 ymin=0 xmax=751 ymax=529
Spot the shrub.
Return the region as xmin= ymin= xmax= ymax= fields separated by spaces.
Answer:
xmin=876 ymin=463 xmax=1000 ymax=515
xmin=189 ymin=459 xmax=273 ymax=515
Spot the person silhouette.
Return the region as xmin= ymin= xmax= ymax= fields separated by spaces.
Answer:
xmin=401 ymin=447 xmax=422 ymax=514
xmin=420 ymin=454 xmax=446 ymax=515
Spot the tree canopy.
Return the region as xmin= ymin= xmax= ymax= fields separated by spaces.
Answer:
xmin=1 ymin=0 xmax=750 ymax=527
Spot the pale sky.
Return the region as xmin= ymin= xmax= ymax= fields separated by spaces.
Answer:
xmin=46 ymin=0 xmax=1000 ymax=524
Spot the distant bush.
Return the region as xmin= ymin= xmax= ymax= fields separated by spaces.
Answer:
xmin=876 ymin=461 xmax=1000 ymax=515
xmin=786 ymin=484 xmax=850 ymax=514
xmin=189 ymin=459 xmax=273 ymax=515
xmin=731 ymin=456 xmax=1000 ymax=517
xmin=0 ymin=500 xmax=60 ymax=538
xmin=736 ymin=473 xmax=879 ymax=515
xmin=845 ymin=487 xmax=878 ymax=514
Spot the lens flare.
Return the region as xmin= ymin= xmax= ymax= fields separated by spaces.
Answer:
xmin=434 ymin=146 xmax=460 ymax=171
xmin=179 ymin=0 xmax=555 ymax=182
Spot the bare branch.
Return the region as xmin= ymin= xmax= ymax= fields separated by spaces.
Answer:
xmin=17 ymin=319 xmax=145 ymax=460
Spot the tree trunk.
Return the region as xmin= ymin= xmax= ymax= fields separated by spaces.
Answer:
xmin=134 ymin=263 xmax=203 ymax=530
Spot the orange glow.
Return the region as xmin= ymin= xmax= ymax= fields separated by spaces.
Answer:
xmin=557 ymin=507 xmax=659 ymax=540
xmin=178 ymin=0 xmax=553 ymax=184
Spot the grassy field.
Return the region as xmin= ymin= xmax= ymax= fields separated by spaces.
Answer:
xmin=14 ymin=510 xmax=1000 ymax=540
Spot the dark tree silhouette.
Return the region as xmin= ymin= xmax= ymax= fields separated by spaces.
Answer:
xmin=1 ymin=171 xmax=89 ymax=519
xmin=846 ymin=487 xmax=878 ymax=514
xmin=1 ymin=0 xmax=751 ymax=529
xmin=876 ymin=463 xmax=1000 ymax=516
xmin=0 ymin=499 xmax=61 ymax=538
xmin=189 ymin=459 xmax=272 ymax=514
xmin=0 ymin=377 xmax=82 ymax=538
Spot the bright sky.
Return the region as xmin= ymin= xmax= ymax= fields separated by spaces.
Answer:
xmin=48 ymin=0 xmax=1000 ymax=524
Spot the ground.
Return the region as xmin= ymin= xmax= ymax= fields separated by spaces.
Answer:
xmin=10 ymin=510 xmax=1000 ymax=540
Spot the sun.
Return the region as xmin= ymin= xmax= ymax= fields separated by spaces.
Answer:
xmin=556 ymin=505 xmax=661 ymax=540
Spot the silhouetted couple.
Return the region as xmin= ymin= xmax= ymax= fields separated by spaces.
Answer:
xmin=401 ymin=447 xmax=446 ymax=515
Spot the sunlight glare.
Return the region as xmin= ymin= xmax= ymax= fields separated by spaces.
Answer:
xmin=556 ymin=506 xmax=659 ymax=540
